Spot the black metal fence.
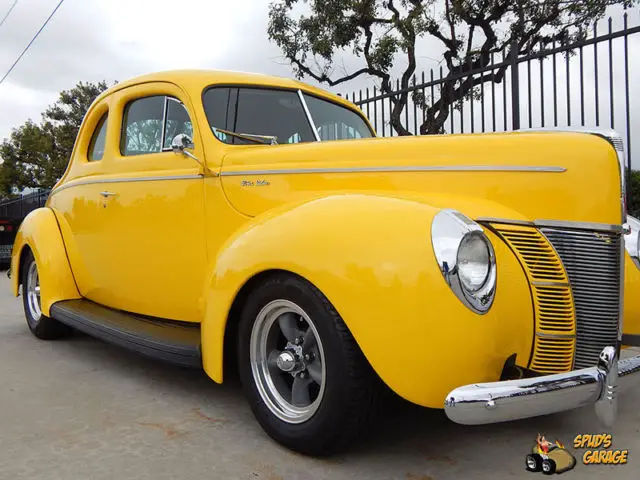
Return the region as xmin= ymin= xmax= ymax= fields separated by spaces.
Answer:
xmin=344 ymin=10 xmax=639 ymax=179
xmin=0 ymin=189 xmax=50 ymax=221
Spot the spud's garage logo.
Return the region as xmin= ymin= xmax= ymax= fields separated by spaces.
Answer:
xmin=573 ymin=434 xmax=628 ymax=465
xmin=525 ymin=434 xmax=576 ymax=474
xmin=525 ymin=433 xmax=629 ymax=474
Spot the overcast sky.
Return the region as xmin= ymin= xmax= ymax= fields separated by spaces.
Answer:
xmin=0 ymin=0 xmax=638 ymax=167
xmin=0 ymin=0 xmax=299 ymax=141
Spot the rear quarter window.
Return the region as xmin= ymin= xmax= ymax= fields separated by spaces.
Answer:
xmin=87 ymin=113 xmax=108 ymax=161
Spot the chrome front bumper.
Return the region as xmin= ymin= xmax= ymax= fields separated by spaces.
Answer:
xmin=444 ymin=346 xmax=640 ymax=426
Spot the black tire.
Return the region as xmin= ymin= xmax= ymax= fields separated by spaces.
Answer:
xmin=21 ymin=250 xmax=72 ymax=340
xmin=237 ymin=273 xmax=379 ymax=456
xmin=541 ymin=458 xmax=556 ymax=475
xmin=526 ymin=454 xmax=542 ymax=472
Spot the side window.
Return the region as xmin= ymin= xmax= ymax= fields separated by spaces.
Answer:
xmin=121 ymin=96 xmax=164 ymax=156
xmin=88 ymin=113 xmax=108 ymax=161
xmin=316 ymin=124 xmax=363 ymax=141
xmin=163 ymin=98 xmax=193 ymax=149
xmin=303 ymin=94 xmax=371 ymax=141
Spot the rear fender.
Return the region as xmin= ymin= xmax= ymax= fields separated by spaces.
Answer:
xmin=10 ymin=208 xmax=81 ymax=315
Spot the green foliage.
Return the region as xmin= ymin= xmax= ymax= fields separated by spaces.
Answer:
xmin=0 ymin=81 xmax=111 ymax=198
xmin=268 ymin=0 xmax=638 ymax=135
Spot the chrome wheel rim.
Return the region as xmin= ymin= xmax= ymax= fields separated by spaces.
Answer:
xmin=26 ymin=260 xmax=42 ymax=320
xmin=250 ymin=299 xmax=326 ymax=424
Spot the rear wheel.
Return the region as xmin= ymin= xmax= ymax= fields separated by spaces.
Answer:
xmin=525 ymin=454 xmax=542 ymax=472
xmin=237 ymin=274 xmax=379 ymax=456
xmin=21 ymin=250 xmax=72 ymax=340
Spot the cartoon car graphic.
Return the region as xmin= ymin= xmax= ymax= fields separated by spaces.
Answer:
xmin=526 ymin=434 xmax=577 ymax=475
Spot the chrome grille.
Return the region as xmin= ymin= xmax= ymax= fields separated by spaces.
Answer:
xmin=533 ymin=285 xmax=574 ymax=333
xmin=530 ymin=336 xmax=574 ymax=372
xmin=495 ymin=228 xmax=565 ymax=282
xmin=541 ymin=228 xmax=621 ymax=369
xmin=493 ymin=225 xmax=576 ymax=373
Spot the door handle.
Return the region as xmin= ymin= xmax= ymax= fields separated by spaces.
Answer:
xmin=99 ymin=191 xmax=117 ymax=198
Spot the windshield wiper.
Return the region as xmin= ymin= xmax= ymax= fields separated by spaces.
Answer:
xmin=212 ymin=127 xmax=278 ymax=145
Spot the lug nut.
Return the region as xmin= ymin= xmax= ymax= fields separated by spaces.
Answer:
xmin=299 ymin=371 xmax=307 ymax=379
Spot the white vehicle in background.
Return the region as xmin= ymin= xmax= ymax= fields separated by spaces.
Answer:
xmin=626 ymin=215 xmax=640 ymax=268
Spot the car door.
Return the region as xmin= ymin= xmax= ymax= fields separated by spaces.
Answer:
xmin=48 ymin=100 xmax=110 ymax=297
xmin=88 ymin=82 xmax=207 ymax=322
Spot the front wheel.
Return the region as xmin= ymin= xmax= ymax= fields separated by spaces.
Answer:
xmin=21 ymin=250 xmax=72 ymax=340
xmin=541 ymin=458 xmax=556 ymax=475
xmin=237 ymin=274 xmax=379 ymax=456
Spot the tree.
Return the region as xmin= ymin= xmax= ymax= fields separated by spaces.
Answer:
xmin=268 ymin=0 xmax=637 ymax=135
xmin=0 ymin=81 xmax=111 ymax=197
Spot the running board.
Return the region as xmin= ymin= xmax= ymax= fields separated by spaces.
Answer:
xmin=49 ymin=299 xmax=202 ymax=368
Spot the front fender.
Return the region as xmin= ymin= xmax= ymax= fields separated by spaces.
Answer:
xmin=10 ymin=208 xmax=81 ymax=315
xmin=623 ymin=253 xmax=640 ymax=345
xmin=201 ymin=194 xmax=533 ymax=408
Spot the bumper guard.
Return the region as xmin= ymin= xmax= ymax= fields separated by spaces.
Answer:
xmin=444 ymin=346 xmax=640 ymax=426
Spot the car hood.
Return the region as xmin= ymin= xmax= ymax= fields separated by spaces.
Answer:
xmin=218 ymin=131 xmax=623 ymax=225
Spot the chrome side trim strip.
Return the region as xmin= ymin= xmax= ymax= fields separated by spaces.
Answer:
xmin=221 ymin=165 xmax=566 ymax=177
xmin=298 ymin=89 xmax=321 ymax=142
xmin=478 ymin=217 xmax=624 ymax=233
xmin=50 ymin=174 xmax=203 ymax=196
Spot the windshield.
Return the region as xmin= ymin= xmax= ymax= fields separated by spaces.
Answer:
xmin=202 ymin=86 xmax=373 ymax=145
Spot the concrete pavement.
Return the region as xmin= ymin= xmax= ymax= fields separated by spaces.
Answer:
xmin=0 ymin=269 xmax=639 ymax=479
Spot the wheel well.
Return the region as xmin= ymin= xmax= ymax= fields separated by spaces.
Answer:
xmin=222 ymin=269 xmax=296 ymax=381
xmin=16 ymin=245 xmax=32 ymax=289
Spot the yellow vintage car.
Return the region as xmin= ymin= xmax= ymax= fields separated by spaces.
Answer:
xmin=8 ymin=70 xmax=640 ymax=455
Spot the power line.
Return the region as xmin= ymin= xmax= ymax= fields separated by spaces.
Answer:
xmin=0 ymin=0 xmax=65 ymax=87
xmin=0 ymin=0 xmax=19 ymax=30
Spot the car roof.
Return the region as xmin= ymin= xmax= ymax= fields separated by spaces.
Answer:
xmin=93 ymin=69 xmax=354 ymax=110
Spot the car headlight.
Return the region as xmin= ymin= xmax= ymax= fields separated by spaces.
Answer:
xmin=457 ymin=232 xmax=492 ymax=292
xmin=625 ymin=215 xmax=640 ymax=265
xmin=431 ymin=209 xmax=497 ymax=314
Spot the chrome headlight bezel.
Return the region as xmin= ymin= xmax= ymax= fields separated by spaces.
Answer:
xmin=431 ymin=209 xmax=497 ymax=314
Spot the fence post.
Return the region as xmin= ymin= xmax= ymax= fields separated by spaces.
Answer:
xmin=510 ymin=40 xmax=521 ymax=130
